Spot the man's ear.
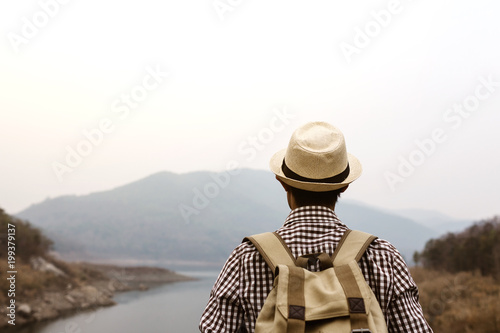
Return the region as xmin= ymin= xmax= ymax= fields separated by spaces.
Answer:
xmin=276 ymin=176 xmax=292 ymax=192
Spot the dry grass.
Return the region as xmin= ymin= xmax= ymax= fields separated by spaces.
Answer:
xmin=412 ymin=267 xmax=500 ymax=332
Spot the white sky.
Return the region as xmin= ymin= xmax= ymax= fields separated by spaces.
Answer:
xmin=1 ymin=0 xmax=499 ymax=220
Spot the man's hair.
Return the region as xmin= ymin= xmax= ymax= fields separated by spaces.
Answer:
xmin=289 ymin=186 xmax=346 ymax=208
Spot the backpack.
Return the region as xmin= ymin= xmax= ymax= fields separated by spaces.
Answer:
xmin=243 ymin=229 xmax=388 ymax=333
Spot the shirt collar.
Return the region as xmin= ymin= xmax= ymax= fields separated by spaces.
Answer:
xmin=283 ymin=205 xmax=343 ymax=227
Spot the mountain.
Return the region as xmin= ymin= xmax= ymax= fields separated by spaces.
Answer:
xmin=393 ymin=208 xmax=473 ymax=235
xmin=17 ymin=169 xmax=438 ymax=266
xmin=335 ymin=201 xmax=438 ymax=260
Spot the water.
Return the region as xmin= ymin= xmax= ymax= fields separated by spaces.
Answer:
xmin=8 ymin=270 xmax=218 ymax=333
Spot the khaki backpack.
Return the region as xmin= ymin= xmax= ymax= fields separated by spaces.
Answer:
xmin=244 ymin=229 xmax=388 ymax=333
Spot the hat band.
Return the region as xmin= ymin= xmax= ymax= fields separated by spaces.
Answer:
xmin=282 ymin=159 xmax=350 ymax=184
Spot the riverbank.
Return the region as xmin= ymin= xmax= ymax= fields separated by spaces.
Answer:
xmin=0 ymin=258 xmax=195 ymax=329
xmin=3 ymin=270 xmax=218 ymax=333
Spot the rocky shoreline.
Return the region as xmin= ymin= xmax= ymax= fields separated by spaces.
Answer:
xmin=0 ymin=259 xmax=196 ymax=330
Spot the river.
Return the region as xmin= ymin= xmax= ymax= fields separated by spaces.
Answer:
xmin=7 ymin=270 xmax=219 ymax=333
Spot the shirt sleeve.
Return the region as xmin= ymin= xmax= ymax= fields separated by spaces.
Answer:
xmin=386 ymin=249 xmax=434 ymax=333
xmin=199 ymin=246 xmax=245 ymax=333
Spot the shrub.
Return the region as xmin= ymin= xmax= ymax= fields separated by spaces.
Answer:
xmin=412 ymin=267 xmax=500 ymax=332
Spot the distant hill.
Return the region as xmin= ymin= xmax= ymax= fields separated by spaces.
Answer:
xmin=335 ymin=201 xmax=438 ymax=260
xmin=0 ymin=208 xmax=191 ymax=329
xmin=393 ymin=208 xmax=473 ymax=234
xmin=17 ymin=169 xmax=438 ymax=266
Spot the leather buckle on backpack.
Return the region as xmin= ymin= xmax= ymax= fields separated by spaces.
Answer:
xmin=351 ymin=329 xmax=371 ymax=333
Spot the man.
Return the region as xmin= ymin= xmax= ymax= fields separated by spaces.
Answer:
xmin=200 ymin=121 xmax=433 ymax=332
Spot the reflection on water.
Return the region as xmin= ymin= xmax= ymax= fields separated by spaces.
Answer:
xmin=6 ymin=271 xmax=218 ymax=333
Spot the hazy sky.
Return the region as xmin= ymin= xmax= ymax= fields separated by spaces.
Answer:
xmin=1 ymin=0 xmax=499 ymax=221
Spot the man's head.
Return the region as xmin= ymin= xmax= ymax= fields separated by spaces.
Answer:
xmin=269 ymin=121 xmax=361 ymax=209
xmin=277 ymin=179 xmax=348 ymax=209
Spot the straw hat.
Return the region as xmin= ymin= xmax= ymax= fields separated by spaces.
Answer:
xmin=269 ymin=121 xmax=362 ymax=191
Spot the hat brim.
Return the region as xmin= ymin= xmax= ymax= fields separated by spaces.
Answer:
xmin=269 ymin=148 xmax=362 ymax=192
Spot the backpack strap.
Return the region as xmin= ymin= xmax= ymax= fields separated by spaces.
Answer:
xmin=243 ymin=232 xmax=296 ymax=274
xmin=332 ymin=230 xmax=377 ymax=331
xmin=332 ymin=229 xmax=377 ymax=266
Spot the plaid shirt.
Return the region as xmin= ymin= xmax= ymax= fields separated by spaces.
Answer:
xmin=200 ymin=206 xmax=433 ymax=333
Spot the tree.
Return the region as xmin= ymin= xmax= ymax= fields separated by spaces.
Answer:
xmin=417 ymin=216 xmax=500 ymax=279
